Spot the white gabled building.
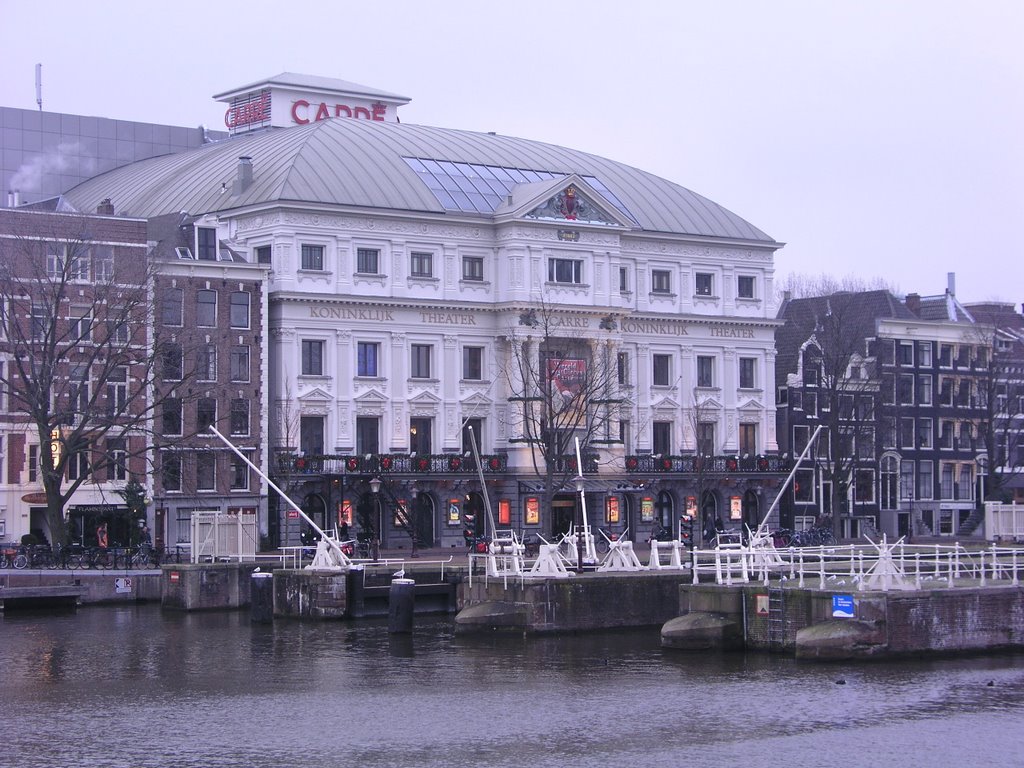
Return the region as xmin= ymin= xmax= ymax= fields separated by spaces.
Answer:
xmin=64 ymin=74 xmax=787 ymax=549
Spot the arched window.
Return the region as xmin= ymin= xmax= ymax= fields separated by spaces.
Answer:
xmin=655 ymin=491 xmax=674 ymax=529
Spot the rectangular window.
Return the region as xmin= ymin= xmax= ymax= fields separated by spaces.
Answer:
xmin=301 ymin=244 xmax=324 ymax=271
xmin=917 ymin=375 xmax=932 ymax=405
xmin=69 ymin=307 xmax=92 ymax=342
xmin=197 ymin=289 xmax=217 ymax=327
xmin=548 ymin=258 xmax=582 ymax=284
xmin=898 ymin=342 xmax=914 ymax=366
xmin=653 ymin=421 xmax=672 ymax=455
xmin=162 ymin=288 xmax=183 ymax=326
xmin=898 ymin=374 xmax=914 ymax=405
xmin=229 ymin=398 xmax=250 ymax=436
xmin=855 ymin=469 xmax=875 ymax=503
xmin=959 ymin=464 xmax=973 ymax=501
xmin=105 ymin=366 xmax=128 ymax=416
xmin=939 ymin=344 xmax=953 ymax=367
xmin=882 ymin=417 xmax=897 ymax=448
xmin=619 ymin=267 xmax=628 ymax=292
xmin=162 ymin=453 xmax=181 ymax=492
xmin=900 ymin=417 xmax=915 ymax=449
xmin=357 ymin=342 xmax=379 ymax=377
xmin=67 ymin=443 xmax=90 ymax=481
xmin=94 ymin=246 xmax=114 ymax=282
xmin=69 ymin=364 xmax=90 ymax=416
xmin=47 ymin=250 xmax=65 ymax=279
xmin=163 ymin=399 xmax=183 ymax=436
xmin=300 ymin=416 xmax=325 ymax=455
xmin=857 ymin=427 xmax=875 ymax=460
xmin=695 ymin=272 xmax=713 ymax=296
xmin=197 ymin=227 xmax=217 ymax=261
xmin=229 ymin=292 xmax=250 ymax=329
xmin=410 ymin=417 xmax=432 ymax=455
xmin=697 ymin=356 xmax=714 ymax=388
xmin=196 ymin=452 xmax=216 ymax=490
xmin=917 ymin=418 xmax=933 ymax=449
xmin=197 ymin=343 xmax=217 ymax=382
xmin=356 ymin=248 xmax=379 ymax=274
xmin=462 ymin=419 xmax=483 ymax=455
xmin=740 ymin=423 xmax=757 ymax=455
xmin=411 ymin=344 xmax=432 ymax=379
xmin=67 ymin=251 xmax=90 ymax=281
xmin=108 ymin=438 xmax=127 ymax=482
xmin=31 ymin=303 xmax=46 ymax=340
xmin=462 ymin=346 xmax=483 ymax=380
xmin=462 ymin=256 xmax=484 ymax=281
xmin=697 ymin=422 xmax=715 ymax=455
xmin=617 ymin=352 xmax=629 ymax=386
xmin=197 ymin=398 xmax=217 ymax=434
xmin=651 ymin=270 xmax=671 ymax=294
xmin=28 ymin=444 xmax=39 ymax=483
xmin=917 ymin=341 xmax=933 ymax=367
xmin=804 ymin=391 xmax=818 ymax=417
xmin=900 ymin=460 xmax=914 ymax=500
xmin=356 ymin=416 xmax=380 ymax=454
xmin=410 ymin=252 xmax=433 ymax=277
xmin=301 ymin=340 xmax=324 ymax=376
xmin=255 ymin=245 xmax=272 ymax=265
xmin=793 ymin=425 xmax=810 ymax=457
xmin=939 ymin=420 xmax=954 ymax=449
xmin=652 ymin=354 xmax=670 ymax=386
xmin=737 ymin=275 xmax=755 ymax=299
xmin=230 ymin=454 xmax=250 ymax=490
xmin=230 ymin=345 xmax=250 ymax=383
xmin=917 ymin=460 xmax=934 ymax=500
xmin=739 ymin=357 xmax=756 ymax=389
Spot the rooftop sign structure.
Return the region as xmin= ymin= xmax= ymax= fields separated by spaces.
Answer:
xmin=213 ymin=72 xmax=411 ymax=135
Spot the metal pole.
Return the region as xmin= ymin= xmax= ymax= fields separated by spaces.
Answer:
xmin=466 ymin=426 xmax=496 ymax=538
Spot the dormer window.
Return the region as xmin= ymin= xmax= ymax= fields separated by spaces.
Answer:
xmin=197 ymin=227 xmax=217 ymax=261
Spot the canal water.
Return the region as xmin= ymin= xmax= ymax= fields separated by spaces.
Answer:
xmin=2 ymin=605 xmax=1023 ymax=768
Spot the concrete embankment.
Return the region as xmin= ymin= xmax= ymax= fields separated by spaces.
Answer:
xmin=0 ymin=568 xmax=161 ymax=606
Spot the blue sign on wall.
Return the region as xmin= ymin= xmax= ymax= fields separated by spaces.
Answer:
xmin=832 ymin=594 xmax=855 ymax=619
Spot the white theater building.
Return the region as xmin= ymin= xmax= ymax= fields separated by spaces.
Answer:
xmin=64 ymin=73 xmax=786 ymax=548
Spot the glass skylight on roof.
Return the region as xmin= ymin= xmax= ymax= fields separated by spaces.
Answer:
xmin=403 ymin=157 xmax=638 ymax=225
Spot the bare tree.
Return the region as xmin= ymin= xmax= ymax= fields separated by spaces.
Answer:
xmin=778 ymin=273 xmax=899 ymax=301
xmin=0 ymin=219 xmax=184 ymax=548
xmin=503 ymin=303 xmax=625 ymax=522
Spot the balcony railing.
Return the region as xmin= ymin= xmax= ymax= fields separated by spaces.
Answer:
xmin=624 ymin=454 xmax=790 ymax=474
xmin=276 ymin=453 xmax=508 ymax=476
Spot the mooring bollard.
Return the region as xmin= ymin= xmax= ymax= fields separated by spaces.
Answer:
xmin=250 ymin=570 xmax=274 ymax=623
xmin=388 ymin=577 xmax=416 ymax=634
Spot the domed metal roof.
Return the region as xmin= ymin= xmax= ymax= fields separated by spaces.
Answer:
xmin=64 ymin=117 xmax=775 ymax=243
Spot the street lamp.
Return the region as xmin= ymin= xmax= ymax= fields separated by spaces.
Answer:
xmin=575 ymin=475 xmax=585 ymax=572
xmin=368 ymin=476 xmax=382 ymax=560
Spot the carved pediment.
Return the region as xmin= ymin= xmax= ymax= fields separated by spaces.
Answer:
xmin=298 ymin=387 xmax=331 ymax=404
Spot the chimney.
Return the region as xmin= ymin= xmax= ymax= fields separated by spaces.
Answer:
xmin=233 ymin=156 xmax=253 ymax=194
xmin=12 ymin=190 xmax=21 ymax=207
xmin=906 ymin=293 xmax=921 ymax=314
xmin=96 ymin=198 xmax=115 ymax=215
xmin=6 ymin=191 xmax=12 ymax=208
xmin=947 ymin=272 xmax=956 ymax=295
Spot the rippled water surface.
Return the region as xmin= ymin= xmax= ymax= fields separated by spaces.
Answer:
xmin=2 ymin=605 xmax=1023 ymax=768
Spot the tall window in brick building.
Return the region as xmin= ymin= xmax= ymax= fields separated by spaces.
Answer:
xmin=197 ymin=398 xmax=217 ymax=433
xmin=229 ymin=292 xmax=250 ymax=329
xmin=197 ymin=290 xmax=217 ymax=327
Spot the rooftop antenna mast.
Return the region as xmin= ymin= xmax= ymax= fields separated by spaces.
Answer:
xmin=35 ymin=64 xmax=42 ymax=111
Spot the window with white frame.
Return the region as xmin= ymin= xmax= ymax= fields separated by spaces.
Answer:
xmin=163 ymin=398 xmax=183 ymax=436
xmin=619 ymin=267 xmax=629 ymax=292
xmin=410 ymin=252 xmax=433 ymax=278
xmin=697 ymin=356 xmax=714 ymax=388
xmin=197 ymin=290 xmax=217 ymax=327
xmin=69 ymin=306 xmax=92 ymax=342
xmin=651 ymin=270 xmax=671 ymax=294
xmin=198 ymin=344 xmax=217 ymax=382
xmin=411 ymin=344 xmax=432 ymax=379
xmin=462 ymin=346 xmax=483 ymax=380
xmin=229 ymin=292 xmax=250 ymax=329
xmin=67 ymin=442 xmax=90 ymax=481
xmin=357 ymin=342 xmax=379 ymax=377
xmin=28 ymin=444 xmax=39 ymax=483
xmin=229 ymin=398 xmax=250 ymax=436
xmin=739 ymin=357 xmax=756 ymax=389
xmin=301 ymin=340 xmax=324 ymax=376
xmin=108 ymin=437 xmax=127 ymax=481
xmin=301 ymin=244 xmax=324 ymax=271
xmin=230 ymin=453 xmax=250 ymax=490
xmin=695 ymin=272 xmax=713 ymax=296
xmin=106 ymin=366 xmax=127 ymax=416
xmin=197 ymin=398 xmax=217 ymax=434
xmin=230 ymin=345 xmax=250 ymax=383
xmin=255 ymin=245 xmax=272 ymax=265
xmin=197 ymin=227 xmax=217 ymax=261
xmin=356 ymin=248 xmax=379 ymax=274
xmin=462 ymin=256 xmax=484 ymax=281
xmin=94 ymin=246 xmax=114 ymax=282
xmin=196 ymin=452 xmax=216 ymax=490
xmin=548 ymin=258 xmax=582 ymax=284
xmin=163 ymin=288 xmax=183 ymax=326
xmin=652 ymin=354 xmax=671 ymax=386
xmin=737 ymin=275 xmax=755 ymax=299
xmin=162 ymin=452 xmax=181 ymax=492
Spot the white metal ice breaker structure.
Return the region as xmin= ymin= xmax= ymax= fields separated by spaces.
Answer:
xmin=210 ymin=427 xmax=352 ymax=570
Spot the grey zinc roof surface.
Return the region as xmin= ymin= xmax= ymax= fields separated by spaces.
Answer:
xmin=63 ymin=118 xmax=776 ymax=243
xmin=212 ymin=72 xmax=411 ymax=103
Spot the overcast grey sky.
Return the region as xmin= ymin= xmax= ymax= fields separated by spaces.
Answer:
xmin=3 ymin=0 xmax=1021 ymax=304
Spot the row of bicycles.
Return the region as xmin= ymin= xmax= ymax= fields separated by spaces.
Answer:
xmin=0 ymin=543 xmax=187 ymax=570
xmin=769 ymin=526 xmax=838 ymax=548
